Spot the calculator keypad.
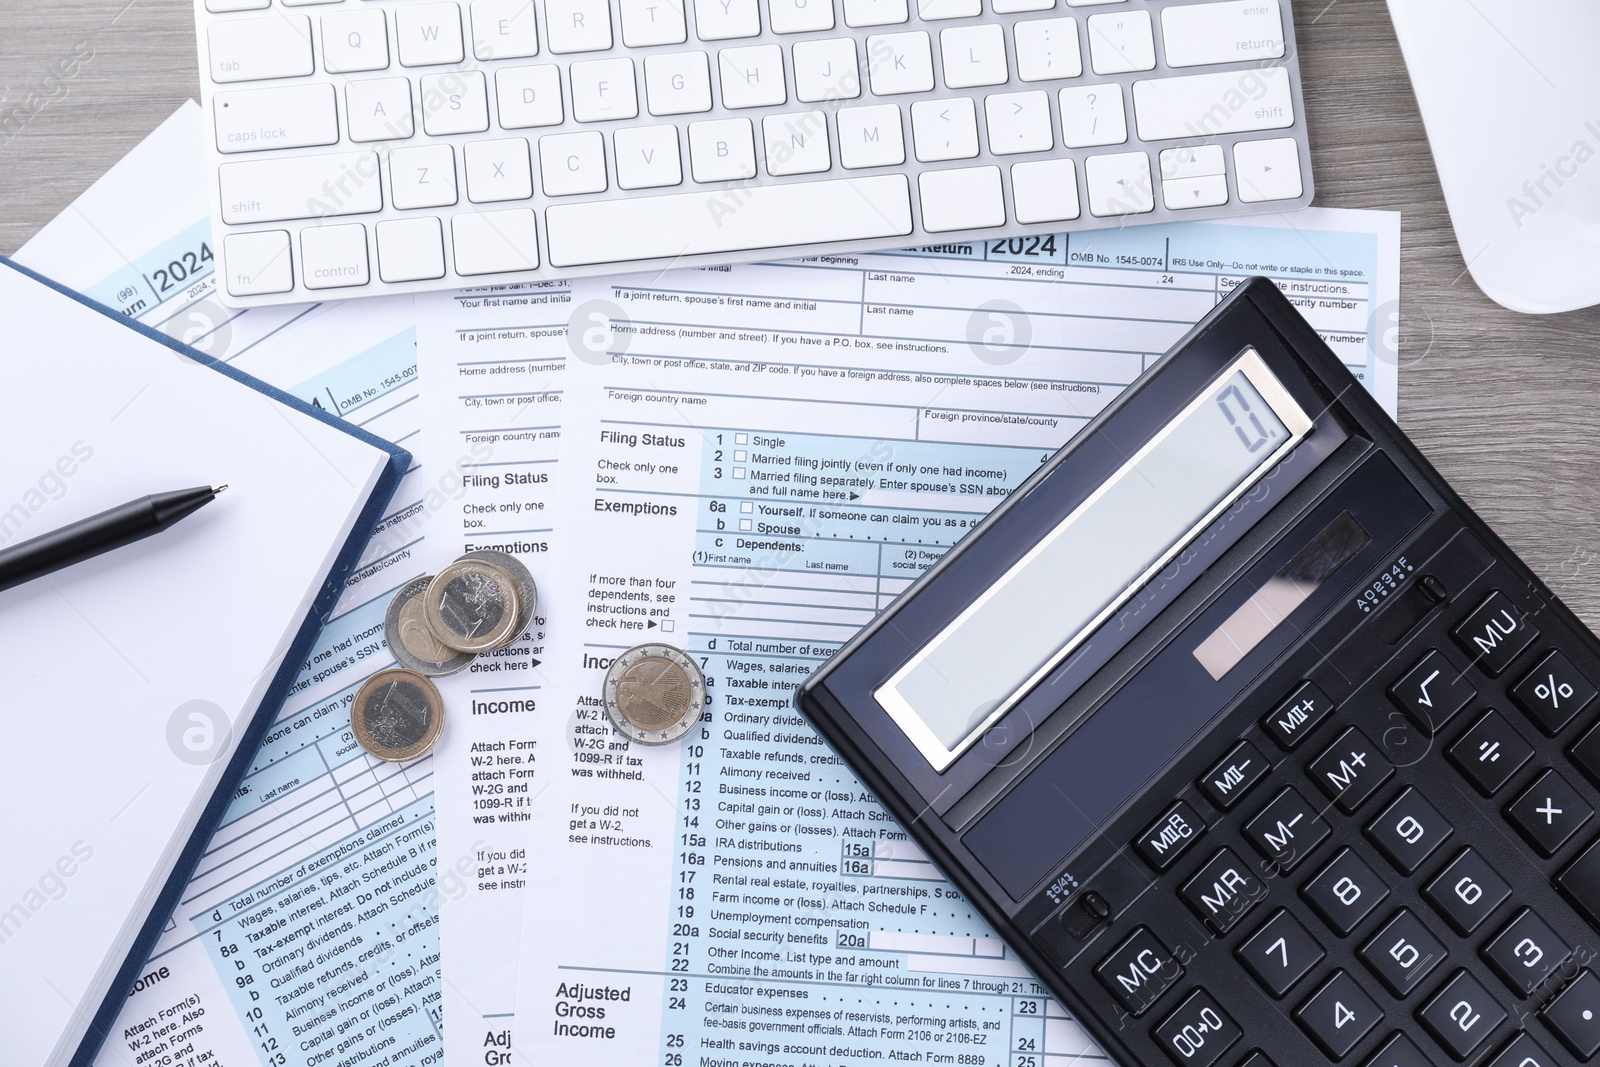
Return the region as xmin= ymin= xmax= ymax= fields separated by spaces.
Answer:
xmin=1423 ymin=848 xmax=1511 ymax=935
xmin=1309 ymin=727 xmax=1393 ymax=813
xmin=1294 ymin=970 xmax=1382 ymax=1059
xmin=1095 ymin=926 xmax=1183 ymax=1016
xmin=1481 ymin=908 xmax=1570 ymax=997
xmin=1363 ymin=1032 xmax=1432 ymax=1067
xmin=1302 ymin=848 xmax=1389 ymax=936
xmin=1507 ymin=769 xmax=1593 ymax=856
xmin=1365 ymin=787 xmax=1452 ymax=874
xmin=1236 ymin=909 xmax=1323 ymax=997
xmin=1389 ymin=648 xmax=1476 ymax=732
xmin=1198 ymin=739 xmax=1268 ymax=810
xmin=1244 ymin=787 xmax=1329 ymax=872
xmin=1179 ymin=848 xmax=1264 ymax=934
xmin=1135 ymin=801 xmax=1206 ymax=871
xmin=1483 ymin=1033 xmax=1558 ymax=1067
xmin=1510 ymin=649 xmax=1597 ymax=734
xmin=1359 ymin=909 xmax=1447 ymax=997
xmin=1447 ymin=709 xmax=1533 ymax=795
xmin=1153 ymin=989 xmax=1241 ymax=1067
xmin=1453 ymin=592 xmax=1540 ymax=677
xmin=1264 ymin=681 xmax=1334 ymax=750
xmin=1540 ymin=969 xmax=1600 ymax=1058
xmin=1418 ymin=970 xmax=1506 ymax=1059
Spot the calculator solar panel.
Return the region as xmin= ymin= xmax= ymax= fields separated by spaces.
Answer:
xmin=798 ymin=277 xmax=1600 ymax=1067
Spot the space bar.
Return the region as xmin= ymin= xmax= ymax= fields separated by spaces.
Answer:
xmin=545 ymin=176 xmax=914 ymax=267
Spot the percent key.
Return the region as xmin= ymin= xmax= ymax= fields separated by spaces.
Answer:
xmin=1512 ymin=650 xmax=1598 ymax=734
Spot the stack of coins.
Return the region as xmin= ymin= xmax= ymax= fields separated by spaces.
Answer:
xmin=353 ymin=550 xmax=538 ymax=761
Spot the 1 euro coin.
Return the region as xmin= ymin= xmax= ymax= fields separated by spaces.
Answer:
xmin=424 ymin=558 xmax=522 ymax=653
xmin=351 ymin=668 xmax=445 ymax=762
xmin=385 ymin=575 xmax=475 ymax=676
xmin=604 ymin=643 xmax=706 ymax=745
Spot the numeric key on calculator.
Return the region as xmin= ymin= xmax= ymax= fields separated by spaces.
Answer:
xmin=1153 ymin=989 xmax=1242 ymax=1067
xmin=1246 ymin=787 xmax=1330 ymax=872
xmin=1482 ymin=908 xmax=1571 ymax=996
xmin=1365 ymin=1032 xmax=1434 ymax=1067
xmin=1294 ymin=970 xmax=1383 ymax=1059
xmin=1309 ymin=726 xmax=1393 ymax=813
xmin=1425 ymin=848 xmax=1511 ymax=934
xmin=1236 ymin=909 xmax=1324 ymax=997
xmin=1180 ymin=848 xmax=1266 ymax=934
xmin=1359 ymin=909 xmax=1448 ymax=997
xmin=1541 ymin=969 xmax=1600 ymax=1058
xmin=1507 ymin=769 xmax=1593 ymax=856
xmin=1511 ymin=650 xmax=1597 ymax=734
xmin=1453 ymin=591 xmax=1539 ymax=676
xmin=1390 ymin=648 xmax=1476 ymax=732
xmin=1484 ymin=1033 xmax=1559 ymax=1067
xmin=1095 ymin=926 xmax=1183 ymax=1017
xmin=1366 ymin=787 xmax=1452 ymax=874
xmin=1447 ymin=710 xmax=1534 ymax=796
xmin=1419 ymin=970 xmax=1506 ymax=1059
xmin=1303 ymin=848 xmax=1389 ymax=936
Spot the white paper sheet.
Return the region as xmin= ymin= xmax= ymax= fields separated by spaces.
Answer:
xmin=481 ymin=208 xmax=1403 ymax=1066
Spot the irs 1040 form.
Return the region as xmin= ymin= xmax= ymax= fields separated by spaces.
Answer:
xmin=431 ymin=211 xmax=1401 ymax=1066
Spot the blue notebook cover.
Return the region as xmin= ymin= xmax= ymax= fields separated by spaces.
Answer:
xmin=0 ymin=258 xmax=412 ymax=1067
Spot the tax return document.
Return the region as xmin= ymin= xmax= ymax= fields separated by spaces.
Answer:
xmin=409 ymin=208 xmax=1401 ymax=1066
xmin=17 ymin=103 xmax=451 ymax=1067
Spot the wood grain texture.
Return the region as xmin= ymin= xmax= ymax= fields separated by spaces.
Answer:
xmin=4 ymin=0 xmax=1599 ymax=622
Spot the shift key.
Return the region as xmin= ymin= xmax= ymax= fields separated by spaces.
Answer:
xmin=219 ymin=151 xmax=382 ymax=225
xmin=214 ymin=84 xmax=339 ymax=154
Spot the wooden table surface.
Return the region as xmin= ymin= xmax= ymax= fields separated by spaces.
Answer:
xmin=5 ymin=0 xmax=1600 ymax=623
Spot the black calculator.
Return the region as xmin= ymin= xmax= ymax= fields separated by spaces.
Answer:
xmin=798 ymin=277 xmax=1600 ymax=1067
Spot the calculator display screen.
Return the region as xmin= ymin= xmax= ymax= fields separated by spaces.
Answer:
xmin=877 ymin=352 xmax=1313 ymax=771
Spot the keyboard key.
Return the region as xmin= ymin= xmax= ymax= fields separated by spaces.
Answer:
xmin=1418 ymin=970 xmax=1505 ymax=1060
xmin=761 ymin=112 xmax=829 ymax=175
xmin=866 ymin=32 xmax=934 ymax=95
xmin=544 ymin=174 xmax=912 ymax=266
xmin=984 ymin=90 xmax=1052 ymax=155
xmin=1154 ymin=989 xmax=1241 ymax=1067
xmin=1483 ymin=1033 xmax=1558 ymax=1067
xmin=1010 ymin=159 xmax=1079 ymax=223
xmin=1158 ymin=144 xmax=1225 ymax=181
xmin=465 ymin=138 xmax=534 ymax=203
xmin=1453 ymin=592 xmax=1539 ymax=676
xmin=1303 ymin=848 xmax=1389 ymax=936
xmin=1447 ymin=710 xmax=1533 ymax=796
xmin=1511 ymin=650 xmax=1597 ymax=735
xmin=222 ymin=230 xmax=293 ymax=297
xmin=321 ymin=9 xmax=391 ymax=73
xmin=1507 ymin=769 xmax=1592 ymax=856
xmin=1059 ymin=84 xmax=1126 ymax=148
xmin=837 ymin=105 xmax=904 ymax=168
xmin=397 ymin=3 xmax=466 ymax=65
xmin=993 ymin=0 xmax=1053 ymax=12
xmin=694 ymin=0 xmax=760 ymax=39
xmin=497 ymin=65 xmax=565 ymax=128
xmin=1236 ymin=909 xmax=1323 ymax=997
xmin=616 ymin=123 xmax=684 ymax=187
xmin=390 ymin=144 xmax=459 ymax=209
xmin=1161 ymin=174 xmax=1227 ymax=209
xmin=1233 ymin=136 xmax=1302 ymax=201
xmin=207 ymin=0 xmax=270 ymax=10
xmin=539 ymin=129 xmax=609 ymax=193
xmin=1263 ymin=680 xmax=1334 ymax=749
xmin=569 ymin=56 xmax=638 ymax=121
xmin=1359 ymin=908 xmax=1447 ymax=997
xmin=1161 ymin=0 xmax=1283 ymax=68
xmin=1541 ymin=969 xmax=1600 ymax=1058
xmin=843 ymin=0 xmax=907 ymax=27
xmin=1086 ymin=9 xmax=1154 ymax=74
xmin=919 ymin=166 xmax=1003 ymax=232
xmin=719 ymin=45 xmax=786 ymax=108
xmin=1364 ymin=1032 xmax=1433 ymax=1067
xmin=219 ymin=151 xmax=382 ymax=225
xmin=471 ymin=0 xmax=540 ymax=60
xmin=548 ymin=0 xmax=615 ymax=51
xmin=1294 ymin=970 xmax=1382 ymax=1059
xmin=1310 ymin=726 xmax=1393 ymax=813
xmin=1197 ymin=739 xmax=1268 ymax=809
xmin=1014 ymin=17 xmax=1081 ymax=82
xmin=1424 ymin=849 xmax=1510 ymax=934
xmin=1132 ymin=67 xmax=1293 ymax=141
xmin=620 ymin=0 xmax=687 ymax=45
xmin=1482 ymin=909 xmax=1571 ymax=997
xmin=1366 ymin=787 xmax=1452 ymax=874
xmin=346 ymin=77 xmax=415 ymax=142
xmin=1134 ymin=800 xmax=1204 ymax=871
xmin=1389 ymin=648 xmax=1476 ymax=733
xmin=375 ymin=217 xmax=447 ymax=282
xmin=1556 ymin=836 xmax=1600 ymax=930
xmin=1084 ymin=151 xmax=1152 ymax=216
xmin=940 ymin=24 xmax=1008 ymax=88
xmin=770 ymin=0 xmax=834 ymax=33
xmin=1237 ymin=1055 xmax=1276 ymax=1067
xmin=1179 ymin=847 xmax=1266 ymax=933
xmin=420 ymin=70 xmax=490 ymax=134
xmin=910 ymin=98 xmax=979 ymax=162
xmin=916 ymin=0 xmax=980 ymax=19
xmin=1245 ymin=786 xmax=1329 ymax=873
xmin=643 ymin=51 xmax=712 ymax=116
xmin=207 ymin=15 xmax=313 ymax=84
xmin=451 ymin=208 xmax=539 ymax=274
xmin=793 ymin=38 xmax=860 ymax=101
xmin=300 ymin=224 xmax=369 ymax=290
xmin=1094 ymin=926 xmax=1182 ymax=1016
xmin=214 ymin=84 xmax=338 ymax=154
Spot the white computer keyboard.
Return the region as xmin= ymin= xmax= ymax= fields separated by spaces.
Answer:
xmin=196 ymin=0 xmax=1312 ymax=307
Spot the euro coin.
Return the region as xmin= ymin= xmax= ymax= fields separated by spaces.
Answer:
xmin=352 ymin=668 xmax=444 ymax=762
xmin=603 ymin=643 xmax=706 ymax=745
xmin=385 ymin=575 xmax=475 ymax=676
xmin=460 ymin=549 xmax=538 ymax=636
xmin=424 ymin=558 xmax=521 ymax=653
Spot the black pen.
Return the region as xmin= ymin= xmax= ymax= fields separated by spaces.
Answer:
xmin=0 ymin=485 xmax=226 ymax=593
